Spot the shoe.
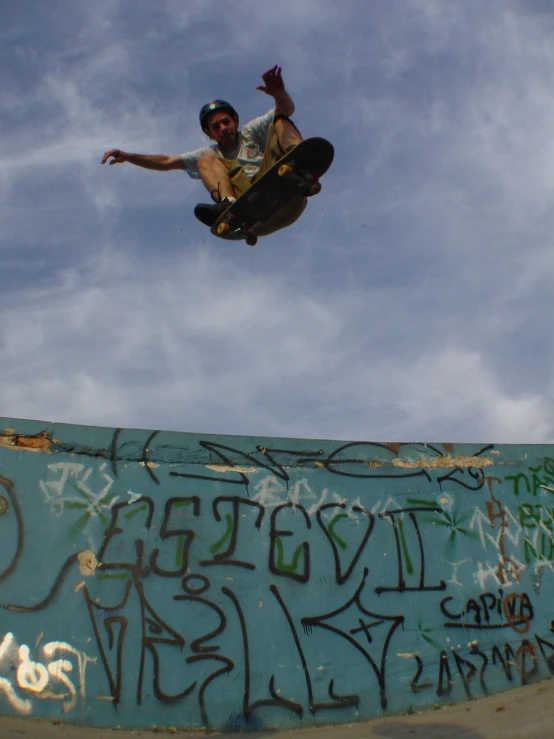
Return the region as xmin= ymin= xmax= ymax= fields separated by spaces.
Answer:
xmin=194 ymin=198 xmax=234 ymax=227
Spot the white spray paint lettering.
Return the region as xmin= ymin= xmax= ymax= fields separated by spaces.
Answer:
xmin=0 ymin=633 xmax=95 ymax=714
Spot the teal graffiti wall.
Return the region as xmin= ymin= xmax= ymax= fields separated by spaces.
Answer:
xmin=0 ymin=416 xmax=553 ymax=731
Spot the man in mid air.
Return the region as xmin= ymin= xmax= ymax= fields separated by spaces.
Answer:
xmin=101 ymin=65 xmax=306 ymax=235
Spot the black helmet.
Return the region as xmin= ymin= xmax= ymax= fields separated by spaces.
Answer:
xmin=199 ymin=100 xmax=239 ymax=134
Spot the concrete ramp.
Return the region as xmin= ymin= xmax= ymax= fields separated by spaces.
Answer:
xmin=0 ymin=416 xmax=553 ymax=732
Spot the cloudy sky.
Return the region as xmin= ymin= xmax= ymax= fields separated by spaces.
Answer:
xmin=2 ymin=0 xmax=554 ymax=444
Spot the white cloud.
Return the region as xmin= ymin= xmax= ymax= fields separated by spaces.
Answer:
xmin=386 ymin=345 xmax=553 ymax=443
xmin=1 ymin=1 xmax=553 ymax=444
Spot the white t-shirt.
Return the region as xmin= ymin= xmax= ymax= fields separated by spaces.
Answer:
xmin=180 ymin=110 xmax=274 ymax=181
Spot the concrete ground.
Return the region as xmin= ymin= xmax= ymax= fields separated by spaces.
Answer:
xmin=0 ymin=680 xmax=552 ymax=739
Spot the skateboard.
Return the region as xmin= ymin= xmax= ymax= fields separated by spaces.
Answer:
xmin=210 ymin=137 xmax=334 ymax=246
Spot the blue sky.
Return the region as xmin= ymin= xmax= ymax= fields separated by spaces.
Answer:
xmin=2 ymin=0 xmax=554 ymax=443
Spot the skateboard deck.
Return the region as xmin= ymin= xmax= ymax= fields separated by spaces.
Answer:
xmin=210 ymin=137 xmax=334 ymax=246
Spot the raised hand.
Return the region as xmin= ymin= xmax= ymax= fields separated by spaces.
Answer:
xmin=256 ymin=65 xmax=285 ymax=97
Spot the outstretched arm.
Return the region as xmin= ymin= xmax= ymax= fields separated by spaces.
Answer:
xmin=101 ymin=149 xmax=185 ymax=171
xmin=257 ymin=65 xmax=295 ymax=117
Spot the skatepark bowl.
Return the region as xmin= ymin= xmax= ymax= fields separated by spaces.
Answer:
xmin=0 ymin=416 xmax=553 ymax=736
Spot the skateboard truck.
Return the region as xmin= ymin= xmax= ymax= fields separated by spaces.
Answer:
xmin=277 ymin=163 xmax=322 ymax=196
xmin=217 ymin=218 xmax=258 ymax=246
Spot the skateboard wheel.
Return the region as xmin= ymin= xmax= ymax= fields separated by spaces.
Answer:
xmin=278 ymin=164 xmax=293 ymax=178
xmin=308 ymin=181 xmax=322 ymax=196
xmin=246 ymin=233 xmax=258 ymax=247
xmin=217 ymin=222 xmax=231 ymax=236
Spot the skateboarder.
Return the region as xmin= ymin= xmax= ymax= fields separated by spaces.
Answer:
xmin=101 ymin=65 xmax=307 ymax=235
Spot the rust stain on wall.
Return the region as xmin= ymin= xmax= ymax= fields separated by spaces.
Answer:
xmin=205 ymin=464 xmax=259 ymax=474
xmin=0 ymin=429 xmax=53 ymax=454
xmin=366 ymin=460 xmax=383 ymax=469
xmin=78 ymin=550 xmax=99 ymax=577
xmin=392 ymin=453 xmax=494 ymax=470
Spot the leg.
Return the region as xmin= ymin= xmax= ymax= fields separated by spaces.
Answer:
xmin=273 ymin=116 xmax=303 ymax=153
xmin=197 ymin=154 xmax=237 ymax=201
xmin=194 ymin=155 xmax=252 ymax=228
xmin=256 ymin=117 xmax=303 ymax=175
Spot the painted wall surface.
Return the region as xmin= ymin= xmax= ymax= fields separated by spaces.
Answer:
xmin=0 ymin=417 xmax=553 ymax=731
